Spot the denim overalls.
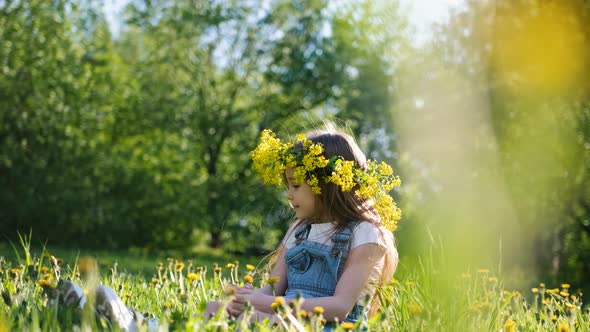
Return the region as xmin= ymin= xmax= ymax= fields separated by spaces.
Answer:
xmin=284 ymin=222 xmax=367 ymax=330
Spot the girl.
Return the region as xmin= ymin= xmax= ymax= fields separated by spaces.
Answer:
xmin=207 ymin=128 xmax=401 ymax=329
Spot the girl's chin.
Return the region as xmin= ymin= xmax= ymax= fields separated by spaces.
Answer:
xmin=294 ymin=212 xmax=307 ymax=219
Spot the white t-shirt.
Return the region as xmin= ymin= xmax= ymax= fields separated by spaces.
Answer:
xmin=282 ymin=221 xmax=393 ymax=303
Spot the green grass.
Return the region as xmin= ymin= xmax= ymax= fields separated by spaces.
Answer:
xmin=0 ymin=241 xmax=263 ymax=279
xmin=1 ymin=236 xmax=589 ymax=331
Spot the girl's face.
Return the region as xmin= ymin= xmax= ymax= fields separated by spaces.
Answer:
xmin=285 ymin=168 xmax=318 ymax=221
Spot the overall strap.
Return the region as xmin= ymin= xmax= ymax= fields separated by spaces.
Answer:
xmin=294 ymin=223 xmax=312 ymax=245
xmin=331 ymin=221 xmax=359 ymax=279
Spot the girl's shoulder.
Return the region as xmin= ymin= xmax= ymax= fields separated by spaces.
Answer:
xmin=350 ymin=221 xmax=392 ymax=249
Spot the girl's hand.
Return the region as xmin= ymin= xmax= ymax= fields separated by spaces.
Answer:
xmin=226 ymin=284 xmax=254 ymax=318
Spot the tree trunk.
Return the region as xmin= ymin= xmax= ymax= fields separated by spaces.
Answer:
xmin=210 ymin=230 xmax=222 ymax=248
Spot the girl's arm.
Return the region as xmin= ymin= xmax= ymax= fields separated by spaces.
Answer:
xmin=247 ymin=243 xmax=386 ymax=320
xmin=240 ymin=246 xmax=289 ymax=313
xmin=230 ymin=245 xmax=289 ymax=315
xmin=252 ymin=245 xmax=289 ymax=297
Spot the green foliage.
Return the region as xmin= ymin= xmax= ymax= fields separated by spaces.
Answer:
xmin=0 ymin=0 xmax=121 ymax=245
xmin=0 ymin=0 xmax=406 ymax=252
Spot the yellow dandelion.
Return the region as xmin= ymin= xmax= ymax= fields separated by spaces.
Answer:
xmin=557 ymin=322 xmax=569 ymax=332
xmin=503 ymin=319 xmax=516 ymax=332
xmin=186 ymin=273 xmax=200 ymax=281
xmin=561 ymin=283 xmax=570 ymax=289
xmin=246 ymin=264 xmax=255 ymax=271
xmin=266 ymin=276 xmax=280 ymax=285
xmin=226 ymin=263 xmax=235 ymax=269
xmin=560 ymin=291 xmax=569 ymax=297
xmin=341 ymin=322 xmax=355 ymax=330
xmin=244 ymin=275 xmax=254 ymax=284
xmin=565 ymin=302 xmax=576 ymax=310
xmin=300 ymin=309 xmax=308 ymax=318
xmin=270 ymin=297 xmax=285 ymax=312
xmin=477 ymin=269 xmax=490 ymax=274
xmin=313 ymin=306 xmax=324 ymax=314
xmin=163 ymin=302 xmax=172 ymax=309
xmin=488 ymin=277 xmax=498 ymax=283
xmin=539 ymin=282 xmax=545 ymax=288
xmin=542 ymin=299 xmax=551 ymax=305
xmin=175 ymin=262 xmax=185 ymax=271
xmin=214 ymin=267 xmax=222 ymax=274
xmin=225 ymin=285 xmax=238 ymax=294
xmin=37 ymin=279 xmax=55 ymax=289
xmin=10 ymin=268 xmax=20 ymax=275
xmin=531 ymin=288 xmax=539 ymax=293
xmin=151 ymin=278 xmax=160 ymax=285
xmin=40 ymin=266 xmax=49 ymax=273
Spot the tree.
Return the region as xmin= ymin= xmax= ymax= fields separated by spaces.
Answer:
xmin=1 ymin=0 xmax=408 ymax=251
xmin=0 ymin=0 xmax=126 ymax=246
xmin=118 ymin=0 xmax=408 ymax=249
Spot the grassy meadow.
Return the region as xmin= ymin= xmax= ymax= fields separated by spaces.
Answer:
xmin=0 ymin=236 xmax=588 ymax=331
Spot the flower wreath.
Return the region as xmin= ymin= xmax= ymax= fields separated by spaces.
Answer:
xmin=250 ymin=129 xmax=402 ymax=231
